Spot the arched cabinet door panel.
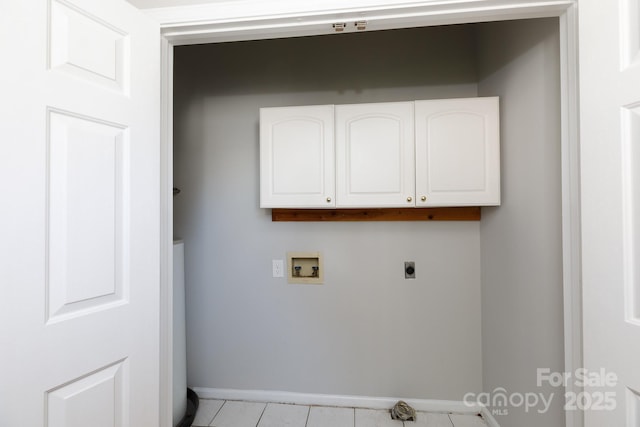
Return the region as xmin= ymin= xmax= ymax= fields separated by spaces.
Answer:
xmin=260 ymin=105 xmax=335 ymax=208
xmin=335 ymin=101 xmax=415 ymax=208
xmin=415 ymin=97 xmax=500 ymax=207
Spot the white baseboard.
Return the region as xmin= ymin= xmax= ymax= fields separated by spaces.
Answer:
xmin=191 ymin=387 xmax=499 ymax=426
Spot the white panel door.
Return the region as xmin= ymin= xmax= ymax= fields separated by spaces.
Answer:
xmin=580 ymin=0 xmax=640 ymax=425
xmin=336 ymin=101 xmax=415 ymax=207
xmin=415 ymin=97 xmax=500 ymax=207
xmin=260 ymin=105 xmax=335 ymax=208
xmin=0 ymin=0 xmax=160 ymax=426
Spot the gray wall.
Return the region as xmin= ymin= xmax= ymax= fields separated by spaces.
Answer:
xmin=477 ymin=19 xmax=565 ymax=427
xmin=173 ymin=26 xmax=484 ymax=399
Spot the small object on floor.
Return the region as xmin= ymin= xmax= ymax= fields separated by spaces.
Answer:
xmin=390 ymin=400 xmax=416 ymax=421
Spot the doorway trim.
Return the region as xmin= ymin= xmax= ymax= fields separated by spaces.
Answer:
xmin=155 ymin=1 xmax=581 ymax=426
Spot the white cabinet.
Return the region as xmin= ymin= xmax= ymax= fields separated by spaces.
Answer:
xmin=260 ymin=97 xmax=500 ymax=209
xmin=415 ymin=97 xmax=500 ymax=206
xmin=260 ymin=105 xmax=335 ymax=208
xmin=335 ymin=101 xmax=415 ymax=207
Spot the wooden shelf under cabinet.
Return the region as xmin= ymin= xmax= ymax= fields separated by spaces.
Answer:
xmin=271 ymin=207 xmax=481 ymax=222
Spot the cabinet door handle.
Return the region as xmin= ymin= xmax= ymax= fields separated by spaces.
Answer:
xmin=407 ymin=196 xmax=413 ymax=202
xmin=326 ymin=197 xmax=332 ymax=203
xmin=421 ymin=196 xmax=427 ymax=202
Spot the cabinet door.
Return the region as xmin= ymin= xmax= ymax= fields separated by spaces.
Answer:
xmin=260 ymin=105 xmax=335 ymax=208
xmin=415 ymin=97 xmax=500 ymax=206
xmin=335 ymin=102 xmax=415 ymax=207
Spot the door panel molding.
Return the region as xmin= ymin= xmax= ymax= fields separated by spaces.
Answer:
xmin=45 ymin=359 xmax=128 ymax=427
xmin=49 ymin=0 xmax=130 ymax=93
xmin=46 ymin=108 xmax=130 ymax=324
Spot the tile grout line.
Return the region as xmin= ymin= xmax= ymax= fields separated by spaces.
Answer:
xmin=207 ymin=399 xmax=226 ymax=427
xmin=254 ymin=401 xmax=268 ymax=427
xmin=304 ymin=405 xmax=311 ymax=427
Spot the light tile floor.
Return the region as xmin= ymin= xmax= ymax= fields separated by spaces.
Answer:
xmin=192 ymin=399 xmax=489 ymax=427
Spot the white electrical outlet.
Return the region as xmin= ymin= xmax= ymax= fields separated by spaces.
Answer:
xmin=272 ymin=259 xmax=284 ymax=277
